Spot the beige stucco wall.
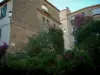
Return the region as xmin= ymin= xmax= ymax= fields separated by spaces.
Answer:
xmin=60 ymin=9 xmax=73 ymax=50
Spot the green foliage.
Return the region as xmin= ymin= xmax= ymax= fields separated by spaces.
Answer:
xmin=1 ymin=26 xmax=97 ymax=74
xmin=25 ymin=32 xmax=53 ymax=56
xmin=4 ymin=51 xmax=57 ymax=73
xmin=49 ymin=28 xmax=64 ymax=54
xmin=3 ymin=49 xmax=94 ymax=75
xmin=25 ymin=28 xmax=64 ymax=56
xmin=75 ymin=20 xmax=100 ymax=50
xmin=75 ymin=20 xmax=100 ymax=67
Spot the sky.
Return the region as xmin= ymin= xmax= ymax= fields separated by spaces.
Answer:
xmin=0 ymin=0 xmax=100 ymax=12
xmin=0 ymin=0 xmax=3 ymax=3
xmin=48 ymin=0 xmax=100 ymax=12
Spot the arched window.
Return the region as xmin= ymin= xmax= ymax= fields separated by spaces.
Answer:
xmin=42 ymin=4 xmax=48 ymax=12
xmin=81 ymin=12 xmax=85 ymax=18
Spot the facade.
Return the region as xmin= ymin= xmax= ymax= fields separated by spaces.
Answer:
xmin=0 ymin=0 xmax=61 ymax=52
xmin=60 ymin=4 xmax=100 ymax=50
xmin=60 ymin=8 xmax=72 ymax=50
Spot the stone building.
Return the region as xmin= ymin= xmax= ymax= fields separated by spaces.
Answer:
xmin=60 ymin=4 xmax=100 ymax=50
xmin=0 ymin=0 xmax=61 ymax=52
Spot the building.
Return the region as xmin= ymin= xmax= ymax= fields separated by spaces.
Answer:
xmin=60 ymin=4 xmax=100 ymax=50
xmin=0 ymin=0 xmax=61 ymax=52
xmin=60 ymin=7 xmax=72 ymax=50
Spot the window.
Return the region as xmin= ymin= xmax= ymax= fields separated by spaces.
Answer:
xmin=42 ymin=17 xmax=45 ymax=25
xmin=0 ymin=29 xmax=2 ymax=38
xmin=92 ymin=8 xmax=100 ymax=15
xmin=42 ymin=4 xmax=48 ymax=12
xmin=72 ymin=15 xmax=75 ymax=19
xmin=73 ymin=37 xmax=77 ymax=44
xmin=71 ymin=16 xmax=75 ymax=20
xmin=1 ymin=4 xmax=7 ymax=18
xmin=73 ymin=27 xmax=76 ymax=31
xmin=54 ymin=24 xmax=56 ymax=27
xmin=43 ymin=17 xmax=45 ymax=21
xmin=81 ymin=12 xmax=85 ymax=18
xmin=47 ymin=19 xmax=49 ymax=25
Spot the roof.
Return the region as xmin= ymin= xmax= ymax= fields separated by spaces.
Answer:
xmin=45 ymin=0 xmax=60 ymax=11
xmin=68 ymin=4 xmax=100 ymax=16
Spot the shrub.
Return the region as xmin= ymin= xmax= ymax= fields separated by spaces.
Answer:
xmin=49 ymin=28 xmax=64 ymax=54
xmin=1 ymin=49 xmax=96 ymax=75
xmin=25 ymin=28 xmax=64 ymax=56
xmin=0 ymin=43 xmax=8 ymax=67
xmin=0 ymin=43 xmax=8 ymax=58
xmin=25 ymin=32 xmax=53 ymax=56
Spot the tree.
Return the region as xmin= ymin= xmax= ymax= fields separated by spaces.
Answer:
xmin=75 ymin=20 xmax=100 ymax=51
xmin=73 ymin=14 xmax=93 ymax=28
xmin=25 ymin=28 xmax=64 ymax=56
xmin=49 ymin=28 xmax=64 ymax=54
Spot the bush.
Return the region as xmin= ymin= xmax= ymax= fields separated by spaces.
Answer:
xmin=0 ymin=43 xmax=8 ymax=59
xmin=1 ymin=49 xmax=96 ymax=75
xmin=0 ymin=43 xmax=8 ymax=68
xmin=25 ymin=28 xmax=64 ymax=56
xmin=25 ymin=32 xmax=53 ymax=56
xmin=49 ymin=28 xmax=64 ymax=54
xmin=1 ymin=27 xmax=97 ymax=74
xmin=74 ymin=20 xmax=100 ymax=70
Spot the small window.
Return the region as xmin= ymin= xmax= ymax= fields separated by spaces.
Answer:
xmin=42 ymin=17 xmax=45 ymax=25
xmin=47 ymin=19 xmax=49 ymax=25
xmin=73 ymin=27 xmax=76 ymax=31
xmin=54 ymin=24 xmax=56 ymax=27
xmin=71 ymin=16 xmax=75 ymax=20
xmin=1 ymin=4 xmax=7 ymax=18
xmin=81 ymin=12 xmax=85 ymax=18
xmin=42 ymin=4 xmax=48 ymax=12
xmin=74 ymin=37 xmax=77 ymax=44
xmin=43 ymin=17 xmax=45 ymax=21
xmin=92 ymin=8 xmax=100 ymax=15
xmin=0 ymin=29 xmax=2 ymax=38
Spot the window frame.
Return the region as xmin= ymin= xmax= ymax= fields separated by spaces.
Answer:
xmin=1 ymin=4 xmax=7 ymax=19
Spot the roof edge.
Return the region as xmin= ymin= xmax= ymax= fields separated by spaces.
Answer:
xmin=45 ymin=0 xmax=60 ymax=11
xmin=68 ymin=4 xmax=100 ymax=16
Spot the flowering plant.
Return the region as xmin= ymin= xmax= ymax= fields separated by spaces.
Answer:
xmin=0 ymin=43 xmax=8 ymax=59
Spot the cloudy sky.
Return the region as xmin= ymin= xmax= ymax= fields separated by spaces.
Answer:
xmin=48 ymin=0 xmax=100 ymax=12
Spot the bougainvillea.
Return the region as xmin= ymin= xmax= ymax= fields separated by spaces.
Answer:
xmin=74 ymin=14 xmax=84 ymax=28
xmin=73 ymin=14 xmax=93 ymax=28
xmin=0 ymin=43 xmax=8 ymax=60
